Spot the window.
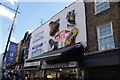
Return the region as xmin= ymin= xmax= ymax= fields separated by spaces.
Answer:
xmin=97 ymin=22 xmax=115 ymax=51
xmin=94 ymin=0 xmax=110 ymax=14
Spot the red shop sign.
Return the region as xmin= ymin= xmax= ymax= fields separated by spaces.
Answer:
xmin=55 ymin=30 xmax=70 ymax=41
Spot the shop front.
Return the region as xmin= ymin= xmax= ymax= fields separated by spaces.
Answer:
xmin=24 ymin=70 xmax=44 ymax=80
xmin=26 ymin=43 xmax=84 ymax=80
xmin=23 ymin=60 xmax=42 ymax=80
xmin=41 ymin=61 xmax=84 ymax=80
xmin=23 ymin=67 xmax=41 ymax=80
xmin=45 ymin=68 xmax=78 ymax=80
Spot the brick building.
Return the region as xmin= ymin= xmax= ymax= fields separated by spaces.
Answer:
xmin=84 ymin=1 xmax=120 ymax=80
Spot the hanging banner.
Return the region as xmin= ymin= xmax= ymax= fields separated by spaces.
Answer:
xmin=6 ymin=41 xmax=18 ymax=64
xmin=15 ymin=41 xmax=21 ymax=63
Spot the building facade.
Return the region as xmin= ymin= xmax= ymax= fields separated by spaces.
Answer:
xmin=11 ymin=31 xmax=31 ymax=79
xmin=84 ymin=0 xmax=120 ymax=80
xmin=23 ymin=0 xmax=120 ymax=80
xmin=24 ymin=0 xmax=87 ymax=80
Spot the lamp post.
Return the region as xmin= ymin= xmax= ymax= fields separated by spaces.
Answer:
xmin=0 ymin=3 xmax=20 ymax=13
xmin=0 ymin=3 xmax=20 ymax=79
xmin=2 ymin=4 xmax=20 ymax=62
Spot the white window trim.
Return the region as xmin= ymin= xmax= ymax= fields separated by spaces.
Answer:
xmin=97 ymin=22 xmax=114 ymax=51
xmin=94 ymin=0 xmax=110 ymax=15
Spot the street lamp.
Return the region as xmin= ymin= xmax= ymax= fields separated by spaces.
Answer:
xmin=0 ymin=3 xmax=20 ymax=79
xmin=2 ymin=4 xmax=20 ymax=62
xmin=0 ymin=3 xmax=20 ymax=13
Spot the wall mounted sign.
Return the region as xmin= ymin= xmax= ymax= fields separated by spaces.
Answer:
xmin=41 ymin=61 xmax=77 ymax=69
xmin=15 ymin=41 xmax=21 ymax=63
xmin=65 ymin=28 xmax=79 ymax=46
xmin=33 ymin=31 xmax=44 ymax=43
xmin=55 ymin=30 xmax=71 ymax=41
xmin=32 ymin=43 xmax=43 ymax=57
xmin=66 ymin=10 xmax=76 ymax=27
xmin=49 ymin=19 xmax=60 ymax=36
xmin=24 ymin=61 xmax=40 ymax=67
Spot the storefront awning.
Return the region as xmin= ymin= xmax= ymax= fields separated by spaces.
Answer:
xmin=26 ymin=43 xmax=83 ymax=62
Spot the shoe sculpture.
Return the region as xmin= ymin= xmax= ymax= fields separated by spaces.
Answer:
xmin=49 ymin=19 xmax=60 ymax=36
xmin=49 ymin=39 xmax=58 ymax=50
xmin=66 ymin=10 xmax=76 ymax=27
xmin=65 ymin=28 xmax=79 ymax=46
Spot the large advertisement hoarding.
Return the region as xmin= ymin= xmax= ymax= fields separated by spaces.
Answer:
xmin=28 ymin=0 xmax=87 ymax=58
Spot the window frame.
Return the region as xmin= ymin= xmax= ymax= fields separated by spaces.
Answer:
xmin=97 ymin=22 xmax=115 ymax=51
xmin=94 ymin=0 xmax=110 ymax=14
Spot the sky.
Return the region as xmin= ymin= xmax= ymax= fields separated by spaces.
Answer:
xmin=0 ymin=0 xmax=76 ymax=54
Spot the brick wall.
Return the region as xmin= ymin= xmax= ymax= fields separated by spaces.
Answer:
xmin=118 ymin=1 xmax=120 ymax=47
xmin=85 ymin=2 xmax=120 ymax=53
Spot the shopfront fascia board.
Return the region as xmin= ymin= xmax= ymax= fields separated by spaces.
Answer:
xmin=24 ymin=60 xmax=40 ymax=67
xmin=84 ymin=48 xmax=120 ymax=67
xmin=41 ymin=61 xmax=79 ymax=69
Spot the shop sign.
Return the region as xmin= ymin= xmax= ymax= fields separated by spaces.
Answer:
xmin=68 ymin=61 xmax=78 ymax=67
xmin=41 ymin=61 xmax=77 ymax=69
xmin=15 ymin=41 xmax=21 ymax=63
xmin=55 ymin=30 xmax=70 ymax=41
xmin=33 ymin=31 xmax=44 ymax=43
xmin=32 ymin=43 xmax=43 ymax=50
xmin=32 ymin=43 xmax=43 ymax=57
xmin=42 ymin=62 xmax=69 ymax=69
xmin=24 ymin=61 xmax=40 ymax=67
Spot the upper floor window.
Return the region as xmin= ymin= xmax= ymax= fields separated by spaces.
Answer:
xmin=94 ymin=0 xmax=110 ymax=14
xmin=97 ymin=22 xmax=115 ymax=51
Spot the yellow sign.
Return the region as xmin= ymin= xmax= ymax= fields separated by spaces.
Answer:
xmin=15 ymin=41 xmax=21 ymax=63
xmin=47 ymin=75 xmax=54 ymax=78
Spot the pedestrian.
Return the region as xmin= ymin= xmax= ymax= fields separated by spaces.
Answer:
xmin=13 ymin=75 xmax=16 ymax=80
xmin=2 ymin=72 xmax=6 ymax=80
